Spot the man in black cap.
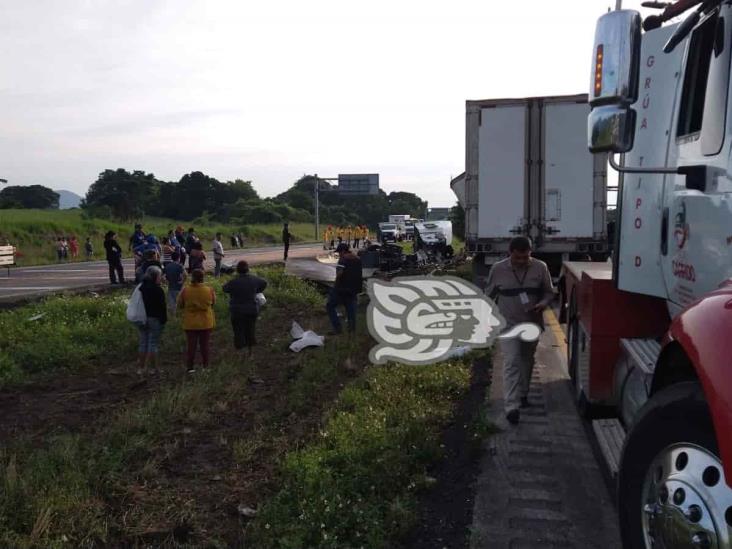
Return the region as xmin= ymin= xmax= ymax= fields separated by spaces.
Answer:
xmin=326 ymin=243 xmax=363 ymax=334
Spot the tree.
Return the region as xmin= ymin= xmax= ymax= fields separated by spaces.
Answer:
xmin=0 ymin=185 xmax=59 ymax=209
xmin=450 ymin=203 xmax=466 ymax=241
xmin=84 ymin=169 xmax=158 ymax=220
xmin=387 ymin=191 xmax=427 ymax=219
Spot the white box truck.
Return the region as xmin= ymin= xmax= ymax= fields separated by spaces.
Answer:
xmin=459 ymin=93 xmax=608 ymax=277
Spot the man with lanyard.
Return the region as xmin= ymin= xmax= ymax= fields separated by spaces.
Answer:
xmin=485 ymin=236 xmax=554 ymax=425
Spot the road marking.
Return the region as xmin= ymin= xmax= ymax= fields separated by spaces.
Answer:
xmin=18 ymin=269 xmax=94 ymax=273
xmin=0 ymin=287 xmax=65 ymax=291
xmin=544 ymin=309 xmax=567 ymax=356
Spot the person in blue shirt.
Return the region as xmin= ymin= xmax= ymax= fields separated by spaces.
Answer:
xmin=163 ymin=251 xmax=186 ymax=313
xmin=129 ymin=223 xmax=146 ymax=251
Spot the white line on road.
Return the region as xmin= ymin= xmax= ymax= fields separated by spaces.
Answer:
xmin=17 ymin=269 xmax=94 ymax=273
xmin=1 ymin=287 xmax=65 ymax=291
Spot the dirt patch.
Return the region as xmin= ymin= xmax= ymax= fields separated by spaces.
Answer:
xmin=0 ymin=370 xmax=160 ymax=442
xmin=401 ymin=355 xmax=492 ymax=549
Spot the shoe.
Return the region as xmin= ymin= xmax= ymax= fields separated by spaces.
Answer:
xmin=520 ymin=397 xmax=531 ymax=408
xmin=506 ymin=409 xmax=520 ymax=425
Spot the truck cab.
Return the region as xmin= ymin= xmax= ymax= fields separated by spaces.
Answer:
xmin=573 ymin=4 xmax=732 ymax=547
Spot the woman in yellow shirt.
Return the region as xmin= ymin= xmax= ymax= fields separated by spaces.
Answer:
xmin=177 ymin=269 xmax=216 ymax=372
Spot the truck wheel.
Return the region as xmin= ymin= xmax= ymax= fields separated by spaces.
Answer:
xmin=567 ymin=287 xmax=579 ymax=386
xmin=618 ymin=381 xmax=732 ymax=549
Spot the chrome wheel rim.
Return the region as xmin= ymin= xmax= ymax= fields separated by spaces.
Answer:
xmin=642 ymin=443 xmax=732 ymax=548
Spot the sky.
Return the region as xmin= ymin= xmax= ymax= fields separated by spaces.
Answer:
xmin=0 ymin=0 xmax=658 ymax=208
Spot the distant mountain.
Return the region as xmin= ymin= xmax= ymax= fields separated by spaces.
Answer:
xmin=55 ymin=189 xmax=83 ymax=209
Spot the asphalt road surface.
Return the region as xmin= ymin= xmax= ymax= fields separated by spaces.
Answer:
xmin=0 ymin=243 xmax=323 ymax=303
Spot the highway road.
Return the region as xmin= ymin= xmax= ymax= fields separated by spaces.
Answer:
xmin=0 ymin=243 xmax=323 ymax=303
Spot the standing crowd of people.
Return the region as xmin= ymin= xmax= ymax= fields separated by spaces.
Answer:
xmin=133 ymin=260 xmax=269 ymax=375
xmin=322 ymin=225 xmax=372 ymax=251
xmin=101 ymin=224 xmax=232 ymax=285
xmin=54 ymin=235 xmax=94 ymax=262
xmin=130 ymin=232 xmax=365 ymax=376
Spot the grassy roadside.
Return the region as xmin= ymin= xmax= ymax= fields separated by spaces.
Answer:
xmin=248 ymin=359 xmax=474 ymax=549
xmin=0 ymin=264 xmax=320 ymax=388
xmin=0 ymin=209 xmax=317 ymax=266
xmin=0 ymin=264 xmax=488 ymax=548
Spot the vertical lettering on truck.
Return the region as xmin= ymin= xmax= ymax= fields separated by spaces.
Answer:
xmin=616 ymin=24 xmax=679 ymax=298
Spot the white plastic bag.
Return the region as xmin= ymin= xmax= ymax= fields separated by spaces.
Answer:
xmin=289 ymin=321 xmax=325 ymax=352
xmin=290 ymin=320 xmax=305 ymax=340
xmin=255 ymin=292 xmax=266 ymax=307
xmin=290 ymin=331 xmax=325 ymax=352
xmin=126 ymin=284 xmax=147 ymax=326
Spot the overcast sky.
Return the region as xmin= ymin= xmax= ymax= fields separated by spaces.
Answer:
xmin=0 ymin=0 xmax=657 ymax=207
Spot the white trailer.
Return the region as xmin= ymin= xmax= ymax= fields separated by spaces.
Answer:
xmin=388 ymin=214 xmax=410 ymax=225
xmin=461 ymin=94 xmax=608 ymax=275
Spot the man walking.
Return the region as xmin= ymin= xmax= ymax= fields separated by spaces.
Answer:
xmin=282 ymin=222 xmax=291 ymax=261
xmin=212 ymin=232 xmax=225 ymax=277
xmin=485 ymin=236 xmax=554 ymax=425
xmin=326 ymin=243 xmax=363 ymax=334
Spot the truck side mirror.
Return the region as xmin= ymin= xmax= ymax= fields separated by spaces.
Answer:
xmin=589 ymin=105 xmax=636 ymax=153
xmin=588 ymin=10 xmax=642 ymax=153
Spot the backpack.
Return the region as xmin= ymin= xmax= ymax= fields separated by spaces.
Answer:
xmin=126 ymin=284 xmax=147 ymax=327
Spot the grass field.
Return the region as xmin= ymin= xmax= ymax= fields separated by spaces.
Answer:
xmin=0 ymin=209 xmax=318 ymax=266
xmin=0 ymin=264 xmax=485 ymax=548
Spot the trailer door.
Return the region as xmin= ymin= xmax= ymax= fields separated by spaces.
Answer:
xmin=478 ymin=105 xmax=527 ymax=239
xmin=542 ymin=101 xmax=596 ymax=238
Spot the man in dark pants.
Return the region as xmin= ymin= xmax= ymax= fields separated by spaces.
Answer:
xmin=104 ymin=230 xmax=125 ymax=284
xmin=484 ymin=236 xmax=554 ymax=425
xmin=223 ymin=260 xmax=268 ymax=357
xmin=282 ymin=222 xmax=291 ymax=261
xmin=326 ymin=243 xmax=363 ymax=334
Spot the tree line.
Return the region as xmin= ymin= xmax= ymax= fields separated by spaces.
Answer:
xmin=0 ymin=185 xmax=60 ymax=209
xmin=2 ymin=169 xmax=432 ymax=230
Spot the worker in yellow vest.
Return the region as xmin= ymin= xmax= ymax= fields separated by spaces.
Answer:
xmin=336 ymin=226 xmax=344 ymax=245
xmin=353 ymin=225 xmax=361 ymax=249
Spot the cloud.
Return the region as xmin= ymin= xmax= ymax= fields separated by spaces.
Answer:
xmin=0 ymin=0 xmax=656 ymax=207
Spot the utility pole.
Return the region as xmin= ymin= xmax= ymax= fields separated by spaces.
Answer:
xmin=0 ymin=179 xmax=7 ymax=184
xmin=615 ymin=0 xmax=622 ymax=9
xmin=312 ymin=174 xmax=340 ymax=241
xmin=314 ymin=174 xmax=320 ymax=241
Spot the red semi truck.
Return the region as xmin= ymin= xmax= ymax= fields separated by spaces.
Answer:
xmin=563 ymin=2 xmax=732 ymax=547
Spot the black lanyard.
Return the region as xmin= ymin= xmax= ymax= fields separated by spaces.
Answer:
xmin=512 ymin=266 xmax=528 ymax=287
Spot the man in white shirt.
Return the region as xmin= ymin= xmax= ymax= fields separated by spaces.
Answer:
xmin=212 ymin=233 xmax=225 ymax=278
